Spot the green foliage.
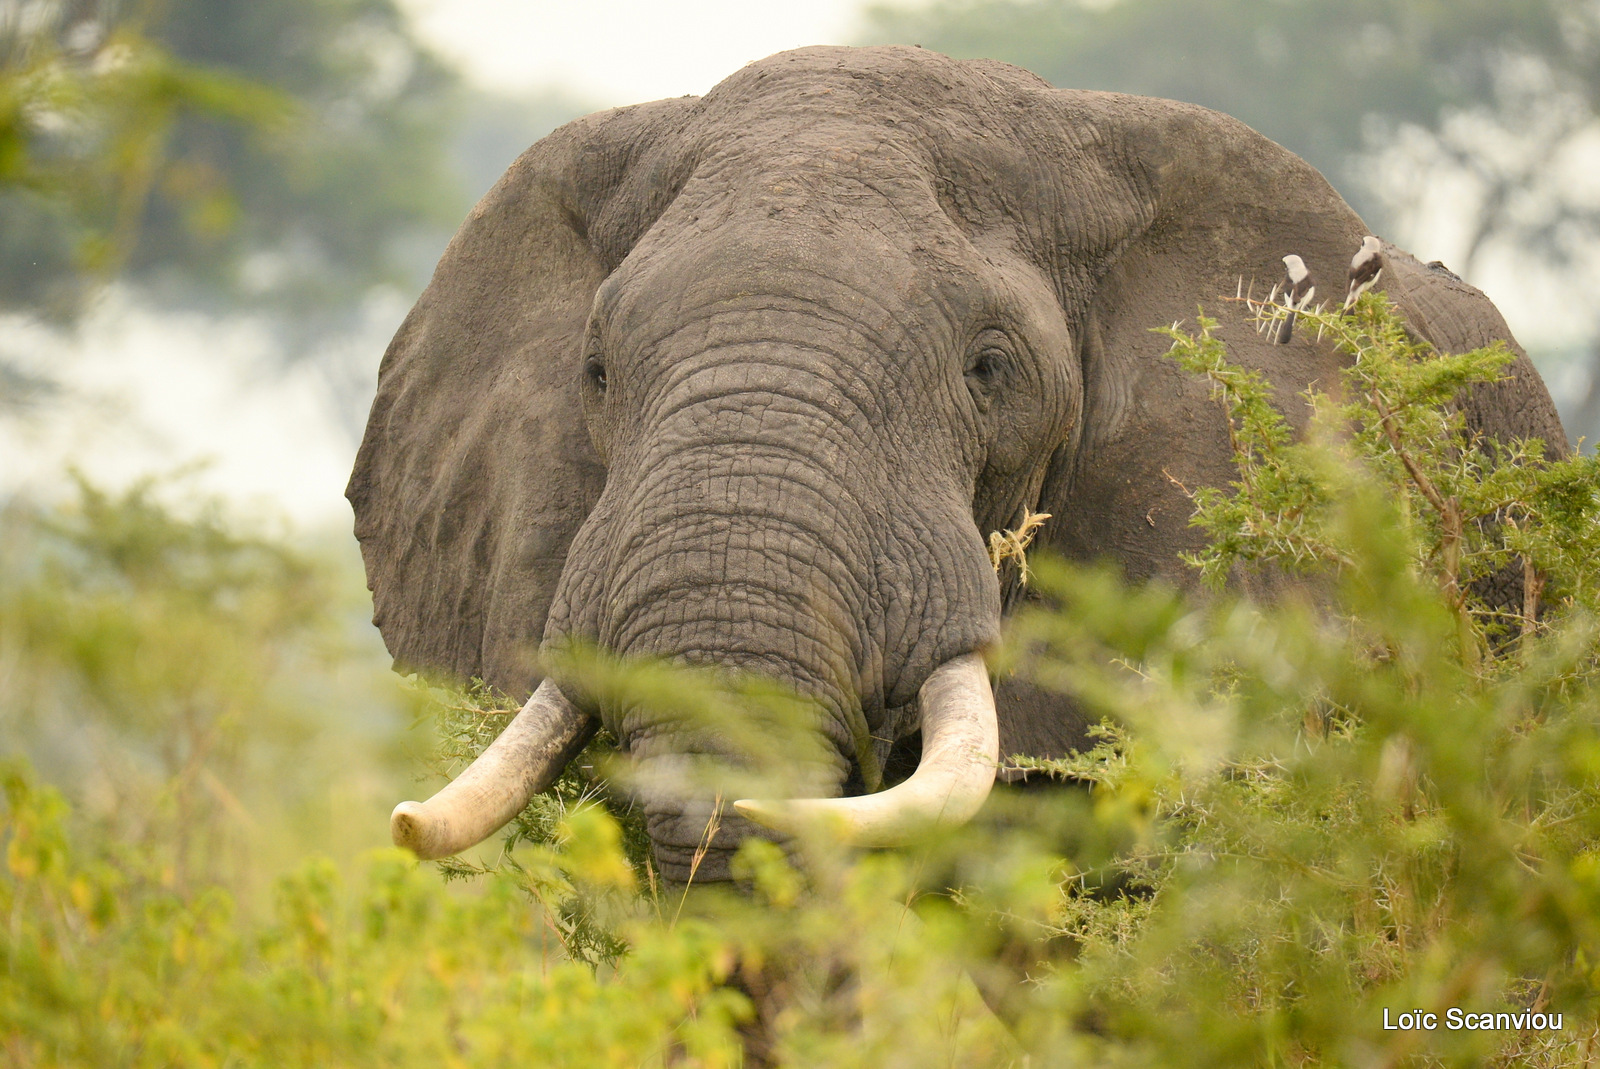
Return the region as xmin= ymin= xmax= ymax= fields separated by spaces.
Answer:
xmin=1001 ymin=550 xmax=1600 ymax=1065
xmin=1160 ymin=295 xmax=1600 ymax=664
xmin=407 ymin=677 xmax=648 ymax=967
xmin=10 ymin=299 xmax=1600 ymax=1063
xmin=0 ymin=765 xmax=757 ymax=1067
xmin=0 ymin=472 xmax=412 ymax=899
xmin=0 ymin=2 xmax=292 ymax=317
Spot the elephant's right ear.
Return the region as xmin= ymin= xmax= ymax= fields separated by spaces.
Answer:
xmin=346 ymin=98 xmax=697 ymax=696
xmin=1020 ymin=91 xmax=1370 ymax=585
xmin=1021 ymin=90 xmax=1566 ymax=587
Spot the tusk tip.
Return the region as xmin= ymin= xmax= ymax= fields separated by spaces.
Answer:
xmin=391 ymin=800 xmax=444 ymax=859
xmin=732 ymin=797 xmax=838 ymax=838
xmin=731 ymin=798 xmax=780 ymax=828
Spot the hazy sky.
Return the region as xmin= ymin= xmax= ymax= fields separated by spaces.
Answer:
xmin=1 ymin=292 xmax=405 ymax=529
xmin=397 ymin=0 xmax=865 ymax=105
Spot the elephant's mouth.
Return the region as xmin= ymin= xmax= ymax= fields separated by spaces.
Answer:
xmin=389 ymin=652 xmax=1000 ymax=863
xmin=644 ymin=806 xmax=763 ymax=884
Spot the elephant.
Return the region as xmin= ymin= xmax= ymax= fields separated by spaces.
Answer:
xmin=348 ymin=45 xmax=1568 ymax=884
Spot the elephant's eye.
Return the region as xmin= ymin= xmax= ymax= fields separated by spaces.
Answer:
xmin=967 ymin=348 xmax=1004 ymax=386
xmin=965 ymin=332 xmax=1011 ymax=392
xmin=965 ymin=330 xmax=1016 ymax=412
xmin=584 ymin=356 xmax=608 ymax=393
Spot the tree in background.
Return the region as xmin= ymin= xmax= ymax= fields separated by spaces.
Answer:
xmin=0 ymin=0 xmax=464 ymax=324
xmin=1 ymin=0 xmax=598 ymax=432
xmin=2 ymin=1 xmax=277 ymax=318
xmin=860 ymin=0 xmax=1600 ymax=443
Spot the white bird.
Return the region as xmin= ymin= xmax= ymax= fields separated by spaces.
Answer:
xmin=1344 ymin=235 xmax=1383 ymax=310
xmin=1275 ymin=254 xmax=1315 ymax=345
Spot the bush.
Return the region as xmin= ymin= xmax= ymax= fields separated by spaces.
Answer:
xmin=6 ymin=295 xmax=1600 ymax=1065
xmin=0 ymin=765 xmax=756 ymax=1067
xmin=0 ymin=473 xmax=414 ymax=902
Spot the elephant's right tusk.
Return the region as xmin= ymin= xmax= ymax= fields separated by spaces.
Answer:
xmin=733 ymin=651 xmax=999 ymax=847
xmin=391 ymin=678 xmax=595 ymax=859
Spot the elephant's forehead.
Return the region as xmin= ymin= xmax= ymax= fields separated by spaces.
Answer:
xmin=699 ymin=140 xmax=941 ymax=218
xmin=687 ymin=48 xmax=1076 ymax=203
xmin=699 ymin=44 xmax=1052 ymax=141
xmin=578 ymin=51 xmax=1130 ymax=314
xmin=600 ymin=222 xmax=956 ymax=351
xmin=604 ymin=148 xmax=1032 ymax=326
xmin=670 ymin=98 xmax=1041 ymax=234
xmin=601 ymin=209 xmax=1046 ymax=354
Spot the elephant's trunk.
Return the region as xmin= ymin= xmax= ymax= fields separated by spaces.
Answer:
xmin=564 ymin=440 xmax=998 ymax=870
xmin=389 ymin=679 xmax=595 ymax=859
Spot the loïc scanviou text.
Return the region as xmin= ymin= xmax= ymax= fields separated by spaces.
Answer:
xmin=1382 ymin=1009 xmax=1562 ymax=1031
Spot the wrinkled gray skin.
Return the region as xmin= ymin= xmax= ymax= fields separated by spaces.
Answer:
xmin=348 ymin=47 xmax=1567 ymax=882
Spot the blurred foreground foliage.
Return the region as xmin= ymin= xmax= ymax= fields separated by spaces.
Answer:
xmin=0 ymin=769 xmax=756 ymax=1067
xmin=8 ymin=299 xmax=1600 ymax=1065
xmin=0 ymin=473 xmax=413 ymax=902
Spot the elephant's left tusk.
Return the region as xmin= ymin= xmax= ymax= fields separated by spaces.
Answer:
xmin=391 ymin=678 xmax=595 ymax=859
xmin=733 ymin=651 xmax=998 ymax=847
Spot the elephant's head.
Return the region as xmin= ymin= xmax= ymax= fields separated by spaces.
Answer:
xmin=349 ymin=47 xmax=1566 ymax=881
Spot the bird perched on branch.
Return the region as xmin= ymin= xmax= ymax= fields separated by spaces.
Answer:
xmin=1275 ymin=254 xmax=1314 ymax=344
xmin=1344 ymin=235 xmax=1383 ymax=309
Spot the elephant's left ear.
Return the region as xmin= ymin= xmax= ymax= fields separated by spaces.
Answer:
xmin=1021 ymin=91 xmax=1566 ymax=585
xmin=346 ymin=97 xmax=700 ymax=695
